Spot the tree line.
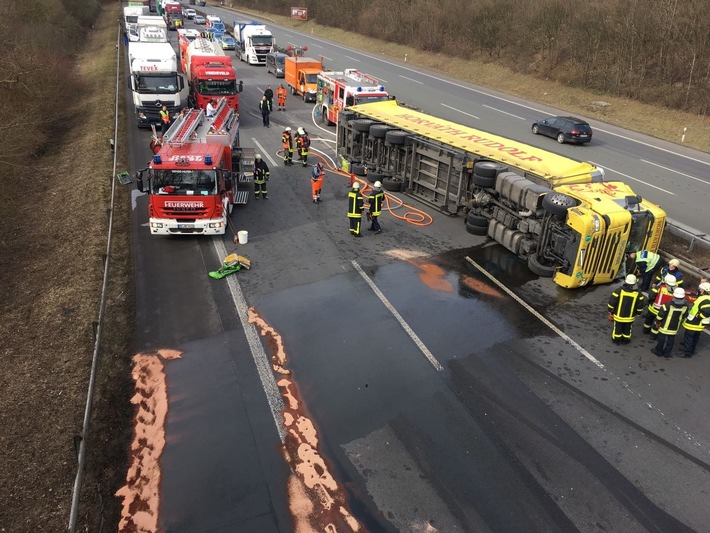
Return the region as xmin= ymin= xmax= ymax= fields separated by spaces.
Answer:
xmin=241 ymin=0 xmax=710 ymax=115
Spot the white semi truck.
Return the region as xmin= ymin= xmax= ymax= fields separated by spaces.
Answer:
xmin=233 ymin=21 xmax=274 ymax=65
xmin=124 ymin=6 xmax=150 ymax=41
xmin=127 ymin=42 xmax=184 ymax=128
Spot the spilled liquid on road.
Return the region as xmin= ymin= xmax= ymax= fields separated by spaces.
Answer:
xmin=249 ymin=308 xmax=364 ymax=533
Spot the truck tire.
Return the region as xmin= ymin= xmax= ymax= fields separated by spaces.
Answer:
xmin=465 ymin=220 xmax=488 ymax=235
xmin=472 ymin=173 xmax=496 ymax=188
xmin=382 ymin=176 xmax=404 ymax=192
xmin=527 ymin=253 xmax=557 ymax=277
xmin=385 ymin=130 xmax=411 ymax=145
xmin=542 ymin=193 xmax=578 ymax=218
xmin=368 ymin=172 xmax=387 ymax=184
xmin=473 ymin=161 xmax=507 ymax=179
xmin=352 ymin=119 xmax=374 ymax=133
xmin=351 ymin=164 xmax=367 ymax=176
xmin=465 ymin=212 xmax=489 ymax=227
xmin=369 ymin=124 xmax=390 ymax=139
xmin=340 ymin=111 xmax=356 ymax=124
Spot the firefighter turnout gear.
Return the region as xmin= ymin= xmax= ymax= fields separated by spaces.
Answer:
xmin=348 ymin=183 xmax=364 ymax=236
xmin=282 ymin=128 xmax=293 ymax=165
xmin=651 ymin=288 xmax=690 ymax=358
xmin=643 ymin=274 xmax=677 ymax=336
xmin=607 ymin=277 xmax=645 ymax=344
xmin=653 ymin=259 xmax=684 ymax=287
xmin=296 ymin=127 xmax=310 ymax=166
xmin=681 ymin=283 xmax=710 ymax=357
xmin=368 ymin=181 xmax=384 ymax=234
xmin=254 ymin=154 xmax=270 ymax=199
xmin=311 ymin=163 xmax=324 ymax=203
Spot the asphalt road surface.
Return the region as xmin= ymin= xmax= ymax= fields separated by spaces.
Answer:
xmin=123 ymin=10 xmax=710 ymax=532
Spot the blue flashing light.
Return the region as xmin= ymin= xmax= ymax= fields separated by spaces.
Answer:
xmin=379 ymin=86 xmax=385 ymax=91
xmin=205 ymin=155 xmax=213 ymax=165
xmin=153 ymin=154 xmax=162 ymax=164
xmin=357 ymin=87 xmax=363 ymax=92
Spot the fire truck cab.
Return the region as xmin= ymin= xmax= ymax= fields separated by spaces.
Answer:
xmin=136 ymin=98 xmax=252 ymax=235
xmin=316 ymin=69 xmax=388 ymax=126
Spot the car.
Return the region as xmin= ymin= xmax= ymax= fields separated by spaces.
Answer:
xmin=193 ymin=14 xmax=205 ymax=24
xmin=531 ymin=116 xmax=593 ymax=144
xmin=266 ymin=52 xmax=288 ymax=78
xmin=217 ymin=33 xmax=236 ymax=51
xmin=184 ymin=8 xmax=196 ymax=19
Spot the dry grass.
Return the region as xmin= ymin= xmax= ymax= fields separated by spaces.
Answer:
xmin=0 ymin=4 xmax=133 ymax=531
xmin=235 ymin=6 xmax=710 ymax=151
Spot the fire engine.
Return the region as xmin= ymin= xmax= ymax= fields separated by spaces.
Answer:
xmin=316 ymin=69 xmax=388 ymax=126
xmin=136 ymin=98 xmax=253 ymax=235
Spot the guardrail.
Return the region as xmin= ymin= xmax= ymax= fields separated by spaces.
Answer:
xmin=665 ymin=218 xmax=710 ymax=253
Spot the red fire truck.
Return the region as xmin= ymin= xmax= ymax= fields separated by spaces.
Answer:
xmin=316 ymin=69 xmax=388 ymax=126
xmin=136 ymin=98 xmax=252 ymax=235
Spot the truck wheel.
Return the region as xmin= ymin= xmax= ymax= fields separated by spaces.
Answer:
xmin=351 ymin=164 xmax=367 ymax=176
xmin=527 ymin=253 xmax=557 ymax=277
xmin=542 ymin=193 xmax=578 ymax=218
xmin=385 ymin=130 xmax=410 ymax=145
xmin=465 ymin=212 xmax=488 ymax=228
xmin=382 ymin=176 xmax=404 ymax=192
xmin=368 ymin=172 xmax=387 ymax=184
xmin=352 ymin=119 xmax=374 ymax=133
xmin=472 ymin=173 xmax=496 ymax=188
xmin=369 ymin=124 xmax=390 ymax=139
xmin=465 ymin=220 xmax=488 ymax=235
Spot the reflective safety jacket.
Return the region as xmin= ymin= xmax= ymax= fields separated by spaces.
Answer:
xmin=348 ymin=190 xmax=364 ymax=218
xmin=608 ymin=285 xmax=645 ymax=323
xmin=635 ymin=250 xmax=661 ymax=273
xmin=648 ymin=283 xmax=675 ymax=316
xmin=369 ymin=189 xmax=384 ymax=217
xmin=656 ymin=298 xmax=690 ymax=335
xmin=160 ymin=109 xmax=171 ymax=124
xmin=682 ymin=293 xmax=710 ymax=331
xmin=282 ymin=132 xmax=293 ymax=151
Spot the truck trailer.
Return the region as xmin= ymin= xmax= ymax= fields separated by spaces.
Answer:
xmin=337 ymin=100 xmax=666 ymax=288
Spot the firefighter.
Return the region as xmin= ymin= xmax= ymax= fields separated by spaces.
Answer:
xmin=367 ymin=181 xmax=384 ymax=234
xmin=348 ymin=182 xmax=364 ymax=237
xmin=643 ymin=274 xmax=677 ymax=337
xmin=296 ymin=127 xmax=310 ymax=166
xmin=680 ymin=282 xmax=710 ymax=358
xmin=253 ymin=154 xmax=270 ymax=199
xmin=628 ymin=250 xmax=662 ymax=291
xmin=259 ymin=95 xmax=271 ymax=127
xmin=282 ymin=127 xmax=293 ymax=165
xmin=607 ymin=274 xmax=646 ymax=345
xmin=276 ymin=84 xmax=287 ymax=111
xmin=651 ymin=288 xmax=690 ymax=358
xmin=311 ymin=162 xmax=324 ymax=203
xmin=653 ymin=258 xmax=683 ymax=288
xmin=159 ymin=105 xmax=171 ymax=135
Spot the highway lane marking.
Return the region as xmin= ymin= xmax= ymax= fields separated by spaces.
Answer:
xmin=641 ymin=159 xmax=709 ymax=185
xmin=464 ymin=256 xmax=604 ymax=369
xmin=213 ymin=237 xmax=286 ymax=442
xmin=251 ymin=138 xmax=279 ymax=167
xmin=343 ymin=55 xmax=360 ymax=62
xmin=399 ymin=75 xmax=423 ymax=85
xmin=287 ymin=32 xmax=710 ymax=169
xmin=351 ymin=260 xmax=444 ymax=372
xmin=465 ymin=256 xmax=708 ymax=450
xmin=441 ymin=104 xmax=479 ymax=120
xmin=594 ymin=163 xmax=675 ymax=195
xmin=482 ymin=104 xmax=526 ymax=121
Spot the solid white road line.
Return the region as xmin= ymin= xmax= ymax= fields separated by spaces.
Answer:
xmin=441 ymin=103 xmax=479 ymax=120
xmin=213 ymin=237 xmax=286 ymax=442
xmin=351 ymin=260 xmax=444 ymax=372
xmin=641 ymin=159 xmax=709 ymax=185
xmin=464 ymin=256 xmax=604 ymax=369
xmin=252 ymin=138 xmax=279 ymax=167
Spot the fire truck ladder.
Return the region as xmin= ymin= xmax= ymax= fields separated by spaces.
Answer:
xmin=344 ymin=69 xmax=379 ymax=85
xmin=164 ymin=108 xmax=204 ymax=146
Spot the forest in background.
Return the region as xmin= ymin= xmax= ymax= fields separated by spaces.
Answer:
xmin=243 ymin=0 xmax=710 ymax=115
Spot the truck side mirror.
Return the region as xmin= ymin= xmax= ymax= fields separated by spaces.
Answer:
xmin=178 ymin=76 xmax=185 ymax=90
xmin=238 ymin=80 xmax=243 ymax=93
xmin=135 ymin=170 xmax=148 ymax=192
xmin=128 ymin=76 xmax=133 ymax=90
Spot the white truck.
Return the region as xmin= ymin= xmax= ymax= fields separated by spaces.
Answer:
xmin=233 ymin=21 xmax=274 ymax=65
xmin=124 ymin=6 xmax=149 ymax=41
xmin=127 ymin=42 xmax=184 ymax=128
xmin=135 ymin=16 xmax=168 ymax=42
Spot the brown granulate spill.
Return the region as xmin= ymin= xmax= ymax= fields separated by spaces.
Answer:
xmin=115 ymin=348 xmax=182 ymax=532
xmin=248 ymin=308 xmax=365 ymax=532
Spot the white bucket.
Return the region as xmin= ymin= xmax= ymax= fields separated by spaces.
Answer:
xmin=237 ymin=230 xmax=249 ymax=244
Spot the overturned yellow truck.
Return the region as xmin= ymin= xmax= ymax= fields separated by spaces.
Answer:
xmin=338 ymin=100 xmax=666 ymax=288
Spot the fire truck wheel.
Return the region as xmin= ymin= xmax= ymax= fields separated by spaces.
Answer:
xmin=542 ymin=192 xmax=579 ymax=218
xmin=368 ymin=172 xmax=387 ymax=184
xmin=385 ymin=130 xmax=411 ymax=146
xmin=527 ymin=253 xmax=557 ymax=277
xmin=351 ymin=164 xmax=367 ymax=176
xmin=368 ymin=124 xmax=391 ymax=139
xmin=465 ymin=220 xmax=488 ymax=236
xmin=352 ymin=119 xmax=375 ymax=133
xmin=465 ymin=211 xmax=489 ymax=227
xmin=382 ymin=176 xmax=404 ymax=192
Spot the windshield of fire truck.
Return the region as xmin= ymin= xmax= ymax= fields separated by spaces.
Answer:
xmin=198 ymin=79 xmax=237 ymax=95
xmin=252 ymin=35 xmax=273 ymax=46
xmin=151 ymin=169 xmax=217 ymax=195
xmin=136 ymin=74 xmax=179 ymax=94
xmin=626 ymin=210 xmax=655 ymax=253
